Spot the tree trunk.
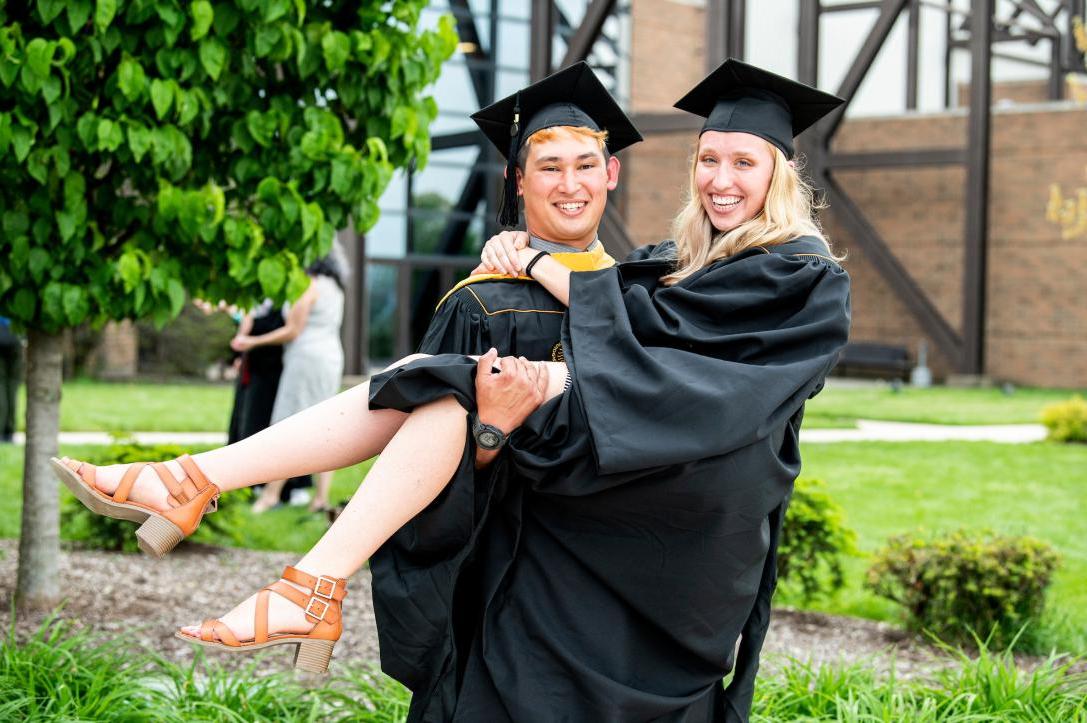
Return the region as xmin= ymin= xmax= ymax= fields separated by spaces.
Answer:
xmin=15 ymin=329 xmax=63 ymax=612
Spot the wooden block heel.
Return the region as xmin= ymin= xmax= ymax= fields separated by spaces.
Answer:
xmin=135 ymin=515 xmax=185 ymax=558
xmin=294 ymin=638 xmax=336 ymax=673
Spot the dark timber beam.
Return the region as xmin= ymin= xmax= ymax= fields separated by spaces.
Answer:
xmin=823 ymin=174 xmax=962 ymax=362
xmin=530 ymin=0 xmax=554 ymax=80
xmin=823 ymin=0 xmax=910 ymax=140
xmin=906 ymin=0 xmax=920 ymax=109
xmin=559 ymin=0 xmax=616 ymax=67
xmin=827 ymin=148 xmax=966 ymax=169
xmin=448 ymin=0 xmax=491 ymax=105
xmin=961 ymin=0 xmax=993 ymax=374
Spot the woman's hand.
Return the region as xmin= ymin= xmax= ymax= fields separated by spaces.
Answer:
xmin=230 ymin=335 xmax=255 ymax=352
xmin=478 ymin=231 xmax=531 ymax=276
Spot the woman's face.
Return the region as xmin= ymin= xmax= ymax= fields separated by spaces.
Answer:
xmin=694 ymin=131 xmax=776 ymax=232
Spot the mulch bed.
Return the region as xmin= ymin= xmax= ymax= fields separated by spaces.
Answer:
xmin=0 ymin=540 xmax=1068 ymax=679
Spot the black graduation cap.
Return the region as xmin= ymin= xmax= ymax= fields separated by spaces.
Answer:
xmin=673 ymin=58 xmax=844 ymax=159
xmin=471 ymin=62 xmax=643 ymax=227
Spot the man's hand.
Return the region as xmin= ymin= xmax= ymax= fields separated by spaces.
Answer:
xmin=473 ymin=348 xmax=548 ymax=467
xmin=476 ymin=231 xmax=531 ymax=276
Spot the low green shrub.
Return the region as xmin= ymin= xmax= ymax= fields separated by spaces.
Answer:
xmin=778 ymin=478 xmax=857 ymax=601
xmin=866 ymin=529 xmax=1060 ymax=648
xmin=1041 ymin=395 xmax=1087 ymax=443
xmin=61 ymin=442 xmax=249 ymax=553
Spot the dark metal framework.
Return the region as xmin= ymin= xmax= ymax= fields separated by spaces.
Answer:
xmin=348 ymin=0 xmax=1086 ymax=374
xmin=797 ymin=0 xmax=1084 ymax=374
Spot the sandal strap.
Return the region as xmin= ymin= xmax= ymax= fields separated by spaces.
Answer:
xmin=113 ymin=463 xmax=146 ymax=504
xmin=282 ymin=566 xmax=348 ymax=602
xmin=254 ymin=589 xmax=271 ymax=644
xmin=152 ymin=462 xmax=185 ymax=506
xmin=200 ymin=618 xmax=240 ymax=646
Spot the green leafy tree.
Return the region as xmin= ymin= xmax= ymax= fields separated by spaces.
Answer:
xmin=0 ymin=1 xmax=456 ymax=610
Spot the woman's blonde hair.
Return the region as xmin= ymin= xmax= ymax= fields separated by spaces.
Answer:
xmin=663 ymin=139 xmax=842 ymax=285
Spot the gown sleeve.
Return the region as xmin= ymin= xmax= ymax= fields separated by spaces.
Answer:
xmin=564 ymin=250 xmax=851 ymax=475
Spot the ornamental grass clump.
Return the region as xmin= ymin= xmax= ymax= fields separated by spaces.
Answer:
xmin=777 ymin=477 xmax=857 ymax=601
xmin=865 ymin=529 xmax=1060 ymax=649
xmin=1041 ymin=394 xmax=1087 ymax=443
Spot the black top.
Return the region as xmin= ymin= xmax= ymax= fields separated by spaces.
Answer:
xmin=369 ymin=237 xmax=851 ymax=722
xmin=674 ymin=58 xmax=844 ymax=158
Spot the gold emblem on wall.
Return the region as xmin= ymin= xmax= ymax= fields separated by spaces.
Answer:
xmin=1046 ymin=19 xmax=1087 ymax=240
xmin=550 ymin=342 xmax=565 ymax=362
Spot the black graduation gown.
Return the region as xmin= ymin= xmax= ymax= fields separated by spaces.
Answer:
xmin=368 ymin=236 xmax=851 ymax=722
xmin=417 ymin=244 xmax=617 ymax=361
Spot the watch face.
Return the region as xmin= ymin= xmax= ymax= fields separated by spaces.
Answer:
xmin=479 ymin=431 xmax=501 ymax=449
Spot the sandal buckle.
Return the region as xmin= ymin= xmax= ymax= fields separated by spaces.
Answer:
xmin=314 ymin=575 xmax=338 ymax=600
xmin=304 ymin=596 xmax=330 ymax=622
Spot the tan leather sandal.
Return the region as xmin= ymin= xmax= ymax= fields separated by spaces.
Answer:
xmin=50 ymin=454 xmax=220 ymax=558
xmin=175 ymin=566 xmax=348 ymax=674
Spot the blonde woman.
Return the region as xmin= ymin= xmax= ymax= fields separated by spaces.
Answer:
xmin=56 ymin=60 xmax=849 ymax=722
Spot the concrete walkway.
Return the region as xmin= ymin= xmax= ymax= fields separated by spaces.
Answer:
xmin=6 ymin=420 xmax=1049 ymax=446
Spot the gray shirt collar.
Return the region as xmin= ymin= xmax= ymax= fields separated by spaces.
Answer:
xmin=528 ymin=235 xmax=601 ymax=255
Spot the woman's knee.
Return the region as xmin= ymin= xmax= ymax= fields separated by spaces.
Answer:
xmin=383 ymin=353 xmax=430 ymax=372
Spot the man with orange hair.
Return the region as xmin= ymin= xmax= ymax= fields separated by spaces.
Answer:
xmin=417 ymin=62 xmax=641 ymax=366
xmin=372 ymin=63 xmax=642 ymax=719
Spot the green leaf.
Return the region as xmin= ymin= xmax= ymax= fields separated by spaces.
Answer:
xmin=41 ymin=75 xmax=62 ymax=104
xmin=256 ymin=176 xmax=280 ymax=203
xmin=94 ymin=0 xmax=117 ymax=34
xmin=245 ymin=110 xmax=276 ymax=147
xmin=25 ymin=38 xmax=54 ymax=78
xmin=76 ymin=113 xmax=98 ymax=148
xmin=353 ymin=198 xmax=380 ymax=232
xmin=176 ymin=90 xmax=199 ymax=126
xmin=190 ymin=0 xmax=214 ymax=40
xmin=126 ymin=124 xmax=152 ymax=161
xmin=38 ymin=0 xmax=66 ymax=24
xmin=149 ymin=78 xmax=174 ymax=119
xmin=96 ymin=118 xmax=124 ymax=151
xmin=56 ymin=209 xmax=79 ymax=242
xmin=254 ymin=24 xmax=282 ymax=57
xmin=42 ymin=282 xmax=64 ymax=325
xmin=12 ymin=288 xmax=36 ymax=322
xmin=0 ymin=59 xmax=19 ymax=87
xmin=63 ymin=285 xmax=90 ymax=324
xmin=262 ymin=0 xmax=291 ymax=22
xmin=3 ymin=210 xmax=29 ymax=236
xmin=322 ymin=31 xmax=350 ymax=72
xmin=166 ymin=278 xmax=186 ymax=316
xmin=198 ymin=38 xmax=227 ymax=80
xmin=11 ymin=126 xmax=32 ymax=162
xmin=51 ymin=145 xmax=71 ymax=177
xmin=26 ymin=149 xmax=49 ymax=184
xmin=28 ymin=248 xmax=50 ymax=282
xmin=0 ymin=113 xmax=12 ymax=155
xmin=257 ymin=256 xmax=286 ymax=295
xmin=67 ymin=0 xmax=93 ymax=33
xmin=286 ymin=265 xmax=309 ymax=300
xmin=117 ymin=56 xmax=147 ymax=101
xmin=117 ymin=251 xmax=142 ymax=291
xmin=300 ymin=202 xmax=322 ymax=242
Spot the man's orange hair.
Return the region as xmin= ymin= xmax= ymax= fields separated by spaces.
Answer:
xmin=516 ymin=126 xmax=609 ymax=169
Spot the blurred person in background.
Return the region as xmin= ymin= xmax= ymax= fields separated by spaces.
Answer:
xmin=234 ymin=249 xmax=347 ymax=514
xmin=0 ymin=316 xmax=20 ymax=443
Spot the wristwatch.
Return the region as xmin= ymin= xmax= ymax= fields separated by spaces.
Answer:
xmin=472 ymin=415 xmax=509 ymax=451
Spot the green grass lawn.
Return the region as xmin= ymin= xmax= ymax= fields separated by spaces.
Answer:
xmin=785 ymin=440 xmax=1087 ymax=654
xmin=8 ymin=379 xmax=1084 ymax=433
xmin=806 ymin=383 xmax=1083 ymax=427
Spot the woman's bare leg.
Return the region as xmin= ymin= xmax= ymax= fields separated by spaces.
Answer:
xmin=180 ymin=361 xmax=569 ymax=640
xmin=83 ymin=355 xmax=431 ymax=510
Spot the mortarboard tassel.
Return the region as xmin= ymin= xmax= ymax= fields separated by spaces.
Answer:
xmin=497 ymin=94 xmax=523 ymax=228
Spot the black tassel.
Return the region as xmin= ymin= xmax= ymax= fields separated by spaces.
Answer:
xmin=497 ymin=94 xmax=523 ymax=228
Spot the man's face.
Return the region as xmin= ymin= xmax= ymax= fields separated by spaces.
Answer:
xmin=516 ymin=130 xmax=620 ymax=249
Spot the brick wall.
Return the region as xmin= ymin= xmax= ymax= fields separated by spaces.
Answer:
xmin=625 ymin=0 xmax=1087 ymax=387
